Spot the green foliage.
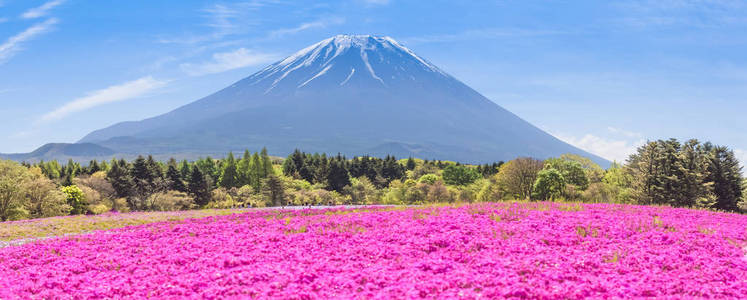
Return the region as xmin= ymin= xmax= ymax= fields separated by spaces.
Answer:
xmin=262 ymin=175 xmax=286 ymax=207
xmin=166 ymin=162 xmax=186 ymax=192
xmin=627 ymin=139 xmax=743 ymax=210
xmin=147 ymin=190 xmax=195 ymax=211
xmin=418 ymin=174 xmax=440 ymax=184
xmin=532 ymin=168 xmax=565 ymax=200
xmin=544 ymin=157 xmax=589 ymax=191
xmin=344 ymin=177 xmax=380 ymax=205
xmin=61 ymin=185 xmax=87 ymax=215
xmin=218 ymin=152 xmax=239 ymax=189
xmin=406 ymin=157 xmax=416 ymax=170
xmin=326 ymin=159 xmax=350 ymax=192
xmin=0 ymin=160 xmax=32 ymax=221
xmin=442 ymin=165 xmax=479 ymax=186
xmin=188 ymin=167 xmax=211 ymax=207
xmin=496 ymin=157 xmax=544 ymax=200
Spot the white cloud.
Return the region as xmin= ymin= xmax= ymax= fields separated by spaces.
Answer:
xmin=0 ymin=17 xmax=8 ymax=23
xmin=555 ymin=133 xmax=645 ymax=163
xmin=180 ymin=48 xmax=278 ymax=76
xmin=269 ymin=17 xmax=345 ymax=38
xmin=21 ymin=0 xmax=65 ymax=19
xmin=40 ymin=77 xmax=168 ymax=122
xmin=0 ymin=18 xmax=58 ymax=65
xmin=607 ymin=126 xmax=642 ymax=138
xmin=735 ymin=149 xmax=747 ymax=169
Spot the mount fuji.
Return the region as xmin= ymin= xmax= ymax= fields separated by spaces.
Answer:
xmin=77 ymin=35 xmax=607 ymax=165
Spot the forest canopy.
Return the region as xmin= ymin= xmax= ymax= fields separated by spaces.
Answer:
xmin=0 ymin=139 xmax=744 ymax=222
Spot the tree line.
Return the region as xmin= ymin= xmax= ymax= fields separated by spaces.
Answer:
xmin=0 ymin=139 xmax=744 ymax=221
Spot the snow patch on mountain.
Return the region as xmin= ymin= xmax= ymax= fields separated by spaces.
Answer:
xmin=340 ymin=68 xmax=355 ymax=86
xmin=299 ymin=64 xmax=333 ymax=88
xmin=250 ymin=35 xmax=448 ymax=92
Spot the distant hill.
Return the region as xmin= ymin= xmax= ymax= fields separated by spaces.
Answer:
xmin=0 ymin=143 xmax=115 ymax=162
xmin=70 ymin=34 xmax=608 ymax=166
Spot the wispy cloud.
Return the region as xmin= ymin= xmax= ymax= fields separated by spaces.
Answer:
xmin=180 ymin=48 xmax=278 ymax=76
xmin=607 ymin=127 xmax=642 ymax=138
xmin=363 ymin=0 xmax=391 ymax=5
xmin=21 ymin=0 xmax=66 ymax=19
xmin=40 ymin=77 xmax=168 ymax=122
xmin=269 ymin=17 xmax=345 ymax=38
xmin=0 ymin=17 xmax=8 ymax=23
xmin=402 ymin=28 xmax=571 ymax=45
xmin=612 ymin=0 xmax=747 ymax=28
xmin=0 ymin=18 xmax=58 ymax=65
xmin=159 ymin=1 xmax=278 ymax=45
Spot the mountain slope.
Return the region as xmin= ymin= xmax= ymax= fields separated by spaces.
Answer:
xmin=0 ymin=143 xmax=115 ymax=162
xmin=80 ymin=35 xmax=608 ymax=165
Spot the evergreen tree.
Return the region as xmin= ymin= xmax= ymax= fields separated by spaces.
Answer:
xmin=146 ymin=155 xmax=164 ymax=182
xmin=250 ymin=152 xmax=262 ymax=191
xmin=676 ymin=140 xmax=712 ymax=207
xmin=314 ymin=154 xmax=330 ymax=184
xmin=88 ymin=160 xmax=100 ymax=174
xmin=628 ymin=141 xmax=666 ymax=205
xmin=237 ymin=150 xmax=252 ymax=186
xmin=188 ymin=167 xmax=211 ymax=207
xmin=179 ymin=160 xmax=191 ymax=179
xmin=218 ymin=152 xmax=239 ymax=188
xmin=261 ymin=147 xmax=274 ymax=177
xmin=406 ymin=157 xmax=416 ymax=170
xmin=107 ymin=159 xmax=134 ymax=199
xmin=166 ymin=159 xmax=186 ymax=192
xmin=706 ymin=145 xmax=743 ymax=211
xmin=326 ymin=159 xmax=351 ymax=192
xmin=132 ymin=156 xmax=151 ymax=183
xmin=262 ymin=175 xmax=285 ymax=207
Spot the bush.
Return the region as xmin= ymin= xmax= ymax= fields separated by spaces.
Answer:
xmin=442 ymin=165 xmax=480 ymax=186
xmin=147 ymin=190 xmax=195 ymax=211
xmin=418 ymin=174 xmax=440 ymax=185
xmin=61 ymin=185 xmax=87 ymax=215
xmin=532 ymin=169 xmax=565 ymax=200
xmin=206 ymin=188 xmax=239 ymax=209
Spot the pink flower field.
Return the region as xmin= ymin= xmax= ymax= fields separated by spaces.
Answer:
xmin=1 ymin=203 xmax=747 ymax=298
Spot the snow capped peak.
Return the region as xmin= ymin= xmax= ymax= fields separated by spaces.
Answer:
xmin=249 ymin=34 xmax=450 ymax=93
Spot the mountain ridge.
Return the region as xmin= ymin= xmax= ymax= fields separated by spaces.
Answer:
xmin=74 ymin=34 xmax=608 ymax=166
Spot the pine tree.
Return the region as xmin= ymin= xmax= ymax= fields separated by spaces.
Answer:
xmin=88 ymin=160 xmax=100 ymax=174
xmin=179 ymin=160 xmax=191 ymax=179
xmin=238 ymin=150 xmax=252 ymax=186
xmin=218 ymin=152 xmax=239 ymax=188
xmin=262 ymin=175 xmax=285 ymax=207
xmin=327 ymin=159 xmax=351 ymax=192
xmin=166 ymin=160 xmax=186 ymax=192
xmin=676 ymin=140 xmax=712 ymax=207
xmin=146 ymin=155 xmax=163 ymax=182
xmin=406 ymin=157 xmax=416 ymax=170
xmin=706 ymin=145 xmax=743 ymax=211
xmin=132 ymin=156 xmax=150 ymax=183
xmin=188 ymin=167 xmax=211 ymax=207
xmin=250 ymin=152 xmax=262 ymax=191
xmin=261 ymin=147 xmax=274 ymax=177
xmin=107 ymin=159 xmax=134 ymax=200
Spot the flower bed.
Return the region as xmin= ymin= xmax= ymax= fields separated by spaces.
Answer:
xmin=1 ymin=203 xmax=746 ymax=298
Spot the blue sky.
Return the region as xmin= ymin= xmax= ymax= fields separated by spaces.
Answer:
xmin=1 ymin=0 xmax=746 ymax=165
